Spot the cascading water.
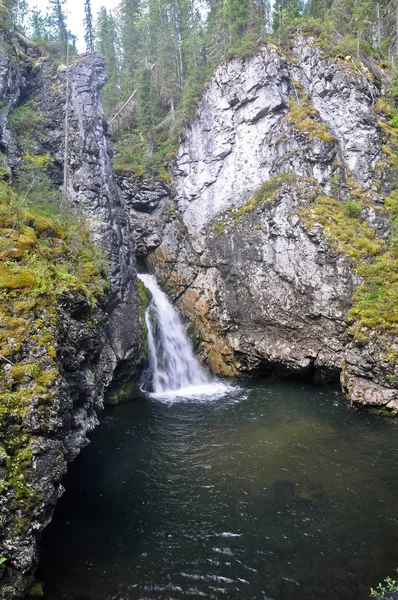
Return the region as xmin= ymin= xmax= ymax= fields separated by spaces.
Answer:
xmin=138 ymin=274 xmax=227 ymax=397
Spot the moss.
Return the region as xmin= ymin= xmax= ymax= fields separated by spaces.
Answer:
xmin=137 ymin=278 xmax=151 ymax=362
xmin=28 ymin=582 xmax=44 ymax=598
xmin=0 ymin=168 xmax=10 ymax=183
xmin=0 ymin=225 xmax=37 ymax=261
xmin=0 ymin=181 xmax=108 ymax=306
xmin=113 ymin=131 xmax=178 ymax=183
xmin=212 ymin=222 xmax=225 ymax=234
xmin=0 ymin=180 xmax=109 ymax=548
xmin=164 ymin=205 xmax=176 ymax=216
xmin=8 ymin=101 xmax=45 ymax=153
xmin=286 ymin=94 xmax=335 ymax=143
xmin=0 ymin=264 xmax=36 ymax=289
xmin=299 ymin=174 xmax=398 ymax=339
xmin=210 ymin=173 xmax=296 ymax=233
xmin=104 ymin=379 xmax=142 ymax=405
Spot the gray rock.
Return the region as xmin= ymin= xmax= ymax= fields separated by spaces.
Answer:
xmin=0 ymin=41 xmax=142 ymax=599
xmin=145 ymin=37 xmax=396 ymax=407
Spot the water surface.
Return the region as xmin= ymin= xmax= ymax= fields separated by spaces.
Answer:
xmin=39 ymin=380 xmax=398 ymax=600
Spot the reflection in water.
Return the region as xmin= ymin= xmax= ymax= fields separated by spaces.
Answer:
xmin=39 ymin=380 xmax=398 ymax=600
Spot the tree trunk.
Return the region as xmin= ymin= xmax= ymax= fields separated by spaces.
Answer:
xmin=396 ymin=0 xmax=398 ymax=56
xmin=376 ymin=2 xmax=381 ymax=51
xmin=63 ymin=34 xmax=69 ymax=204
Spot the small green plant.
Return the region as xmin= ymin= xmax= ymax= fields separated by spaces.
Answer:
xmin=8 ymin=101 xmax=45 ymax=152
xmin=370 ymin=576 xmax=398 ymax=599
xmin=113 ymin=131 xmax=177 ymax=182
xmin=0 ymin=556 xmax=6 ymax=565
xmin=342 ymin=200 xmax=362 ymax=219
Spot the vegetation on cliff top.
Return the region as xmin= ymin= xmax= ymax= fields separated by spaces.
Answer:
xmin=5 ymin=0 xmax=394 ymax=182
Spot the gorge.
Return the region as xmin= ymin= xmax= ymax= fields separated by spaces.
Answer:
xmin=0 ymin=11 xmax=398 ymax=600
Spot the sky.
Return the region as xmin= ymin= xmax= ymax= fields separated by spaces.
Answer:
xmin=28 ymin=0 xmax=121 ymax=52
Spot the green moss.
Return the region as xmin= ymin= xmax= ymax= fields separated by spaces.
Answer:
xmin=104 ymin=379 xmax=142 ymax=405
xmin=0 ymin=168 xmax=10 ymax=183
xmin=0 ymin=179 xmax=109 ymax=547
xmin=164 ymin=205 xmax=176 ymax=216
xmin=137 ymin=278 xmax=151 ymax=362
xmin=8 ymin=101 xmax=45 ymax=153
xmin=0 ymin=264 xmax=36 ymax=290
xmin=286 ymin=94 xmax=335 ymax=143
xmin=211 ymin=173 xmax=296 ymax=233
xmin=28 ymin=582 xmax=44 ymax=598
xmin=212 ymin=222 xmax=225 ymax=234
xmin=113 ymin=131 xmax=177 ymax=183
xmin=299 ymin=175 xmax=398 ymax=338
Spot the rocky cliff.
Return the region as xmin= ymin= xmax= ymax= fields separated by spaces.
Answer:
xmin=0 ymin=24 xmax=397 ymax=600
xmin=140 ymin=34 xmax=398 ymax=412
xmin=0 ymin=31 xmax=142 ymax=598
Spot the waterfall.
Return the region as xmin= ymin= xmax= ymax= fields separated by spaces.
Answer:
xmin=138 ymin=274 xmax=227 ymax=398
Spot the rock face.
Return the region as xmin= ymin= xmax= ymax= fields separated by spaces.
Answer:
xmin=0 ymin=27 xmax=397 ymax=600
xmin=0 ymin=36 xmax=142 ymax=599
xmin=174 ymin=41 xmax=379 ymax=238
xmin=145 ymin=36 xmax=398 ymax=410
xmin=61 ymin=55 xmax=141 ymax=376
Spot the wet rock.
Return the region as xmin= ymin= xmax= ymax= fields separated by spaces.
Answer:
xmin=0 ymin=39 xmax=143 ymax=599
xmin=145 ymin=37 xmax=396 ymax=407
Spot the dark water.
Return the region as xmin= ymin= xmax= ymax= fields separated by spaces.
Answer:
xmin=39 ymin=380 xmax=398 ymax=600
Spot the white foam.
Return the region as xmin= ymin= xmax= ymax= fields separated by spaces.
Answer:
xmin=148 ymin=382 xmax=236 ymax=403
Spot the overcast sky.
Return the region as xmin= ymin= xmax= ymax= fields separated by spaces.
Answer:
xmin=28 ymin=0 xmax=121 ymax=52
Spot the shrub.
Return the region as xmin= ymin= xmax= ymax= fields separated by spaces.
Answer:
xmin=370 ymin=576 xmax=398 ymax=599
xmin=342 ymin=200 xmax=362 ymax=219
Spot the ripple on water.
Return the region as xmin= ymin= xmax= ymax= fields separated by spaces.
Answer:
xmin=38 ymin=379 xmax=398 ymax=600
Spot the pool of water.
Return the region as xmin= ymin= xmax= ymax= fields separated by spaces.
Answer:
xmin=39 ymin=380 xmax=398 ymax=600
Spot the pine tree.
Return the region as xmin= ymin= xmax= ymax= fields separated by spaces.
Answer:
xmin=84 ymin=0 xmax=95 ymax=52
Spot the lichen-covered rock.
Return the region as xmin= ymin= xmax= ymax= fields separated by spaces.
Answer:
xmin=145 ymin=36 xmax=398 ymax=409
xmin=116 ymin=174 xmax=170 ymax=257
xmin=0 ymin=38 xmax=143 ymax=599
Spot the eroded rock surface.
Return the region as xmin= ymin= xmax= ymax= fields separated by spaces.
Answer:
xmin=0 ymin=41 xmax=142 ymax=598
xmin=145 ymin=36 xmax=398 ymax=410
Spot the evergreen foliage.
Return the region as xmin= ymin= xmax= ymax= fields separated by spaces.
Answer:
xmin=72 ymin=0 xmax=396 ymax=180
xmin=84 ymin=0 xmax=95 ymax=52
xmin=48 ymin=0 xmax=68 ymax=52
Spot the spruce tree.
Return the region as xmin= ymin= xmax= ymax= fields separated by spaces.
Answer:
xmin=95 ymin=7 xmax=120 ymax=113
xmin=272 ymin=0 xmax=304 ymax=32
xmin=84 ymin=0 xmax=95 ymax=52
xmin=29 ymin=7 xmax=56 ymax=41
xmin=223 ymin=0 xmax=251 ymax=45
xmin=49 ymin=0 xmax=68 ymax=53
xmin=137 ymin=66 xmax=154 ymax=131
xmin=120 ymin=0 xmax=142 ymax=90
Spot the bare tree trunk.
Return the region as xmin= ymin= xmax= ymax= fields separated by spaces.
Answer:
xmin=396 ymin=0 xmax=398 ymax=56
xmin=63 ymin=34 xmax=69 ymax=204
xmin=376 ymin=2 xmax=381 ymax=51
